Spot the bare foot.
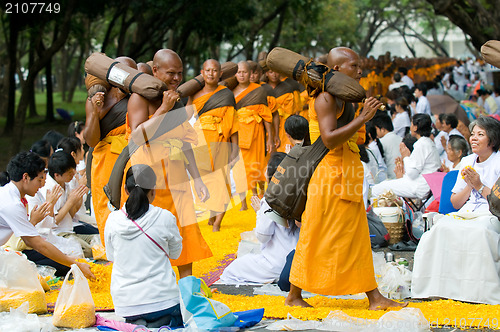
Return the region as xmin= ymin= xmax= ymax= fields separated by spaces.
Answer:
xmin=240 ymin=200 xmax=248 ymax=211
xmin=285 ymin=295 xmax=312 ymax=308
xmin=212 ymin=219 xmax=221 ymax=232
xmin=369 ymin=298 xmax=407 ymax=310
xmin=367 ymin=292 xmax=408 ymax=310
xmin=208 ymin=217 xmax=215 ymax=226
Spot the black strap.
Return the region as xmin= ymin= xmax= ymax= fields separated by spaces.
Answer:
xmin=292 ymin=60 xmax=305 ymax=81
xmin=105 ymin=61 xmax=120 ymax=85
xmin=128 ymin=72 xmax=144 ymax=92
xmin=194 ymin=77 xmax=204 ymax=89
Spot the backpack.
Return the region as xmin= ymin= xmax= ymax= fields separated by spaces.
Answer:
xmin=264 ymin=100 xmax=355 ymax=221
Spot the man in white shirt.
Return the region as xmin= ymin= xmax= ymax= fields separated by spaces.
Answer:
xmin=414 ymin=83 xmax=432 ymax=117
xmin=372 ymin=114 xmax=402 ymax=179
xmin=388 ymin=73 xmax=407 ymax=91
xmin=0 ymin=152 xmax=94 ymax=279
xmin=398 ymin=67 xmax=414 ymax=89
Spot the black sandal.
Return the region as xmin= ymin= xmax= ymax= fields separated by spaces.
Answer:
xmin=389 ymin=240 xmax=417 ymax=251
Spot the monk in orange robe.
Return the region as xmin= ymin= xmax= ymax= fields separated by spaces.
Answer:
xmin=286 ymin=47 xmax=407 ymax=310
xmin=187 ymin=59 xmax=239 ymax=232
xmin=84 ymin=57 xmax=137 ymax=246
xmin=126 ymin=49 xmax=212 ymax=278
xmin=250 ymin=60 xmax=279 ymax=159
xmin=264 ymin=71 xmax=300 ymax=153
xmin=232 ymin=61 xmax=273 ymax=210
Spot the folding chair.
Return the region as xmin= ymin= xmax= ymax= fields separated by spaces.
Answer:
xmin=438 ymin=170 xmax=459 ymax=214
xmin=402 ymin=190 xmax=433 ymax=214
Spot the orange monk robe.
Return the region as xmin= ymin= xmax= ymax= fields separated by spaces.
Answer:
xmin=191 ymin=85 xmax=238 ymax=213
xmin=123 ymin=115 xmax=212 ymax=266
xmin=234 ymin=83 xmax=273 ymax=191
xmin=92 ymin=124 xmax=128 ymax=245
xmin=289 ymin=98 xmax=377 ymax=295
xmin=299 ymin=89 xmax=310 ymax=121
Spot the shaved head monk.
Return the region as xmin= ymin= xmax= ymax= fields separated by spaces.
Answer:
xmin=231 ymin=61 xmax=273 ymax=210
xmin=84 ymin=56 xmax=137 ymax=245
xmin=187 ymin=59 xmax=239 ymax=231
xmin=286 ymin=47 xmax=407 ymax=310
xmin=125 ymin=49 xmax=212 ymax=278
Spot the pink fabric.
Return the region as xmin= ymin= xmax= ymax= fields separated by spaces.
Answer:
xmin=95 ymin=314 xmax=139 ymax=332
xmin=423 ymin=172 xmax=446 ymax=200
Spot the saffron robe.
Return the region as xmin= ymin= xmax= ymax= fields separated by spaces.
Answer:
xmin=289 ymin=97 xmax=377 ymax=295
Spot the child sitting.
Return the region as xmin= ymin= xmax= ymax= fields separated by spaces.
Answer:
xmin=219 ymin=152 xmax=300 ymax=284
xmin=105 ymin=164 xmax=183 ymax=328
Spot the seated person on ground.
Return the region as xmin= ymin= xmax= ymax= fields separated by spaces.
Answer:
xmin=372 ymin=114 xmax=441 ymax=200
xmin=105 ymin=164 xmax=183 ymax=328
xmin=411 ymin=116 xmax=500 ymax=305
xmin=219 ymin=152 xmax=300 ymax=284
xmin=35 ymin=151 xmax=93 ymax=257
xmin=0 ymin=152 xmax=94 ymax=279
xmin=56 ymin=137 xmax=97 ymax=234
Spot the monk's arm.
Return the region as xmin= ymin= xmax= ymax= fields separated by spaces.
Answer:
xmin=129 ymin=91 xmax=181 ymax=145
xmin=183 ymin=141 xmax=209 ymax=202
xmin=272 ymin=111 xmax=280 ymax=148
xmin=83 ymin=98 xmax=102 ymax=147
xmin=264 ymin=120 xmax=274 ymax=153
xmin=229 ymin=132 xmax=239 ymax=165
xmin=316 ymin=93 xmax=380 ymax=150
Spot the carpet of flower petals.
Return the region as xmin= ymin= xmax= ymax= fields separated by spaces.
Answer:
xmin=42 ymin=198 xmax=500 ymax=329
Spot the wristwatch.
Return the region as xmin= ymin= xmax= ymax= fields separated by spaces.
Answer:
xmin=478 ymin=184 xmax=486 ymax=195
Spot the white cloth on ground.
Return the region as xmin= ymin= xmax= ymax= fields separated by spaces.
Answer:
xmin=219 ymin=198 xmax=299 ymax=284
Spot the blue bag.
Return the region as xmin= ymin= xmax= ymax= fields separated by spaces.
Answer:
xmin=179 ymin=276 xmax=237 ymax=330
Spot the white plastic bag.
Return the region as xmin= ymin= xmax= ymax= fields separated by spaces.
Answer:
xmin=45 ymin=231 xmax=84 ymax=258
xmin=376 ymin=262 xmax=412 ymax=300
xmin=237 ymin=230 xmax=261 ymax=257
xmin=52 ymin=264 xmax=95 ymax=328
xmin=0 ymin=249 xmax=47 ymax=314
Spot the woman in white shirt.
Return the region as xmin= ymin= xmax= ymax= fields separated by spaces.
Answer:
xmin=412 ymin=116 xmax=500 ymax=305
xmin=371 ymin=114 xmax=441 ymax=199
xmin=392 ymin=97 xmax=411 ymax=138
xmin=105 ymin=164 xmax=183 ymax=328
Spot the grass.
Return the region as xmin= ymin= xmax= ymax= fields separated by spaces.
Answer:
xmin=0 ymin=89 xmax=88 ymax=170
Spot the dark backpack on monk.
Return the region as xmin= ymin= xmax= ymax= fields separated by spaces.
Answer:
xmin=264 ymin=100 xmax=355 ymax=221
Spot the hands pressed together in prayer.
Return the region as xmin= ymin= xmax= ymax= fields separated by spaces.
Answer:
xmin=360 ymin=97 xmax=382 ymax=123
xmin=461 ymin=166 xmax=483 ymax=192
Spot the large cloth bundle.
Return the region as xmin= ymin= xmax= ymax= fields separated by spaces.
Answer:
xmin=85 ymin=53 xmax=167 ymax=100
xmin=481 ymin=40 xmax=500 ymax=68
xmin=177 ymin=61 xmax=237 ymax=98
xmin=266 ymin=47 xmax=366 ymax=102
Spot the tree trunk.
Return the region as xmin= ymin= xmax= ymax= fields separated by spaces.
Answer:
xmin=67 ymin=42 xmax=86 ymax=103
xmin=9 ymin=0 xmax=77 ymax=154
xmin=5 ymin=17 xmax=19 ymax=135
xmin=45 ymin=60 xmax=55 ymax=122
xmin=60 ymin=46 xmax=68 ymax=101
xmin=27 ymin=35 xmax=38 ymax=118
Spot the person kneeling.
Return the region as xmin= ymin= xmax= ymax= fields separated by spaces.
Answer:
xmin=105 ymin=164 xmax=183 ymax=328
xmin=219 ymin=153 xmax=300 ymax=284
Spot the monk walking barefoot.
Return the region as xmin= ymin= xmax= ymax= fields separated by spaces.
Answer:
xmin=286 ymin=47 xmax=407 ymax=309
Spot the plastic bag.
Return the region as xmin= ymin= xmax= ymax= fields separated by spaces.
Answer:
xmin=52 ymin=264 xmax=95 ymax=328
xmin=179 ymin=276 xmax=237 ymax=330
xmin=45 ymin=231 xmax=84 ymax=258
xmin=376 ymin=262 xmax=412 ymax=300
xmin=0 ymin=302 xmax=47 ymax=332
xmin=0 ymin=249 xmax=47 ymax=314
xmin=90 ymin=235 xmax=107 ymax=260
xmin=237 ymin=230 xmax=261 ymax=257
xmin=267 ymin=308 xmax=430 ymax=331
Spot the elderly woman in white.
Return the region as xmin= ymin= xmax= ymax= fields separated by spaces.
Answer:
xmin=411 ymin=116 xmax=500 ymax=305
